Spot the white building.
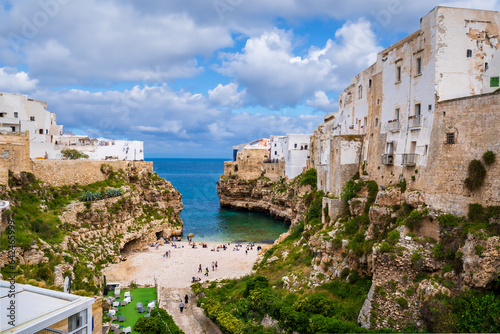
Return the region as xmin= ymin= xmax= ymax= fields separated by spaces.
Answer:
xmin=269 ymin=134 xmax=311 ymax=179
xmin=232 ymin=138 xmax=270 ymax=161
xmin=312 ymin=6 xmax=500 ymax=195
xmin=0 ymin=280 xmax=94 ymax=334
xmin=0 ymin=92 xmax=144 ymax=161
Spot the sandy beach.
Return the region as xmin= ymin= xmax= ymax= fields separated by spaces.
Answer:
xmin=103 ymin=241 xmax=268 ymax=289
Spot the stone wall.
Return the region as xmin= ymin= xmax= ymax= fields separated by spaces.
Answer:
xmin=262 ymin=160 xmax=285 ymax=181
xmin=0 ymin=132 xmax=31 ymax=185
xmin=364 ymin=91 xmax=500 ymax=216
xmin=329 ymin=135 xmax=363 ymax=196
xmin=31 ymin=160 xmax=153 ymax=187
xmin=223 ymin=149 xmax=269 ymax=180
xmin=422 ymin=91 xmax=500 ymax=215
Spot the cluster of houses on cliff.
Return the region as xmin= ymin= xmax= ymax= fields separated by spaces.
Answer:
xmin=0 ymin=92 xmax=144 ymax=184
xmin=225 ymin=6 xmax=500 ymax=215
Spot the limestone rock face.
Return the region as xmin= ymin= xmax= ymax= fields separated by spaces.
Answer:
xmin=23 ymin=248 xmax=48 ymax=266
xmin=0 ymin=166 xmax=184 ymax=290
xmin=216 ymin=176 xmax=308 ymax=225
xmin=461 ymin=234 xmax=500 ymax=288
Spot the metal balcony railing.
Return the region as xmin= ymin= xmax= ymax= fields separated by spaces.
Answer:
xmin=401 ymin=153 xmax=417 ymax=166
xmin=381 ymin=154 xmax=394 ymax=165
xmin=388 ymin=120 xmax=400 ymax=132
xmin=408 ymin=115 xmax=421 ymax=128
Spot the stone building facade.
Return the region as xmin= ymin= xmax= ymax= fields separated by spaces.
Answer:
xmin=310 ymin=6 xmax=500 ymax=215
xmin=0 ymin=131 xmax=31 ymax=185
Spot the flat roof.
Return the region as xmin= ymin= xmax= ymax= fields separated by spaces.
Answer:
xmin=0 ymin=280 xmax=94 ymax=334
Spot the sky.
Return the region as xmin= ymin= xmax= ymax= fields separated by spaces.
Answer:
xmin=0 ymin=0 xmax=498 ymax=158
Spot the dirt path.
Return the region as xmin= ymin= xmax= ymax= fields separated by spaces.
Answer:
xmin=160 ymin=287 xmax=222 ymax=334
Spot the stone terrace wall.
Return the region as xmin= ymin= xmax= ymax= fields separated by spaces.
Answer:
xmin=422 ymin=91 xmax=500 ymax=215
xmin=31 ymin=160 xmax=153 ymax=187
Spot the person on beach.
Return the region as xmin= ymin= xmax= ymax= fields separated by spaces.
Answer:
xmin=184 ymin=294 xmax=189 ymax=304
xmin=198 ymin=264 xmax=202 ymax=273
xmin=215 ymin=261 xmax=218 ymax=270
xmin=205 ymin=268 xmax=209 ymax=276
xmin=212 ymin=261 xmax=215 ymax=271
xmin=179 ymin=301 xmax=184 ymax=313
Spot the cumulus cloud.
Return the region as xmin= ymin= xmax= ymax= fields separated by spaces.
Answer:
xmin=0 ymin=67 xmax=38 ymax=92
xmin=306 ymin=91 xmax=337 ymax=113
xmin=217 ymin=19 xmax=382 ymax=108
xmin=33 ymin=85 xmax=321 ymax=158
xmin=208 ymin=83 xmax=246 ymax=108
xmin=0 ymin=1 xmax=233 ymax=86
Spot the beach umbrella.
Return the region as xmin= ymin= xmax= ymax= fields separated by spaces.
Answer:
xmin=188 ymin=233 xmax=194 ymax=238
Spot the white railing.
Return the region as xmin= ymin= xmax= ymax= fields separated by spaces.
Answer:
xmin=388 ymin=120 xmax=400 ymax=132
xmin=401 ymin=153 xmax=417 ymax=166
xmin=408 ymin=115 xmax=421 ymax=128
xmin=381 ymin=154 xmax=394 ymax=165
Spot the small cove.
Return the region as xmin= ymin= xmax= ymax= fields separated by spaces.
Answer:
xmin=149 ymin=158 xmax=289 ymax=243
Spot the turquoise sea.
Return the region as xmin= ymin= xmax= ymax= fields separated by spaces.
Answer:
xmin=148 ymin=158 xmax=289 ymax=243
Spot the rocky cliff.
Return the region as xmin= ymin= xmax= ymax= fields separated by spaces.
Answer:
xmin=0 ymin=164 xmax=183 ymax=293
xmin=306 ymin=181 xmax=500 ymax=331
xmin=216 ymin=169 xmax=500 ymax=332
xmin=216 ymin=175 xmax=310 ymax=225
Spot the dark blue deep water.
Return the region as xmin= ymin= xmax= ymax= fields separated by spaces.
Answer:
xmin=148 ymin=158 xmax=289 ymax=243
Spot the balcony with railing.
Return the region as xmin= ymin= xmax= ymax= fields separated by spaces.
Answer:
xmin=408 ymin=115 xmax=421 ymax=129
xmin=401 ymin=153 xmax=417 ymax=167
xmin=388 ymin=119 xmax=400 ymax=132
xmin=381 ymin=154 xmax=394 ymax=165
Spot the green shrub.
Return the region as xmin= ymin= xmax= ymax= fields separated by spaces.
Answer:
xmin=341 ymin=180 xmax=363 ymax=205
xmin=340 ymin=268 xmax=351 ymax=280
xmin=387 ymin=230 xmax=400 ymax=246
xmin=61 ymin=148 xmax=89 ymax=160
xmin=482 ymin=150 xmax=496 ymax=166
xmin=244 ymin=276 xmax=269 ymax=298
xmin=396 ymin=297 xmax=408 ymax=309
xmin=299 ymin=168 xmax=317 ymax=189
xmin=379 ymin=241 xmax=392 ymax=254
xmin=464 ymin=159 xmax=486 ymax=191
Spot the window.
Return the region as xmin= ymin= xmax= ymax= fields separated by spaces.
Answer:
xmin=417 ymin=57 xmax=422 ymax=74
xmin=395 ymin=108 xmax=400 ymax=120
xmin=358 ymin=85 xmax=363 ymax=99
xmin=375 ymin=118 xmax=379 ymax=127
xmin=485 ymin=62 xmax=489 ymax=71
xmin=14 ymin=112 xmax=18 ymax=118
xmin=275 ymin=151 xmax=277 ymax=155
xmin=424 ymin=145 xmax=428 ymax=155
xmin=428 ymin=104 xmax=432 ymax=111
xmin=30 ymin=116 xmax=35 ymax=121
xmin=68 ymin=310 xmax=87 ymax=332
xmin=39 ymin=129 xmax=43 ymax=134
xmin=446 ymin=132 xmax=455 ymax=144
xmin=415 ymin=103 xmax=421 ymax=116
xmin=369 ymin=79 xmax=372 ymax=88
xmin=305 ymin=145 xmax=308 ymax=150
xmin=396 ymin=66 xmax=402 ymax=82
xmin=294 ymin=143 xmax=297 ymax=148
xmin=46 ymin=129 xmax=48 ymax=134
xmin=11 ymin=127 xmax=15 ymax=132
xmin=3 ymin=150 xmax=8 ymax=158
xmin=467 ymin=49 xmax=473 ymax=58
xmin=0 ymin=113 xmax=6 ymax=117
xmin=491 ymin=77 xmax=499 ymax=87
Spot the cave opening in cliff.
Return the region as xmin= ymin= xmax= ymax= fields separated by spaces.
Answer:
xmin=155 ymin=231 xmax=162 ymax=240
xmin=121 ymin=238 xmax=144 ymax=253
